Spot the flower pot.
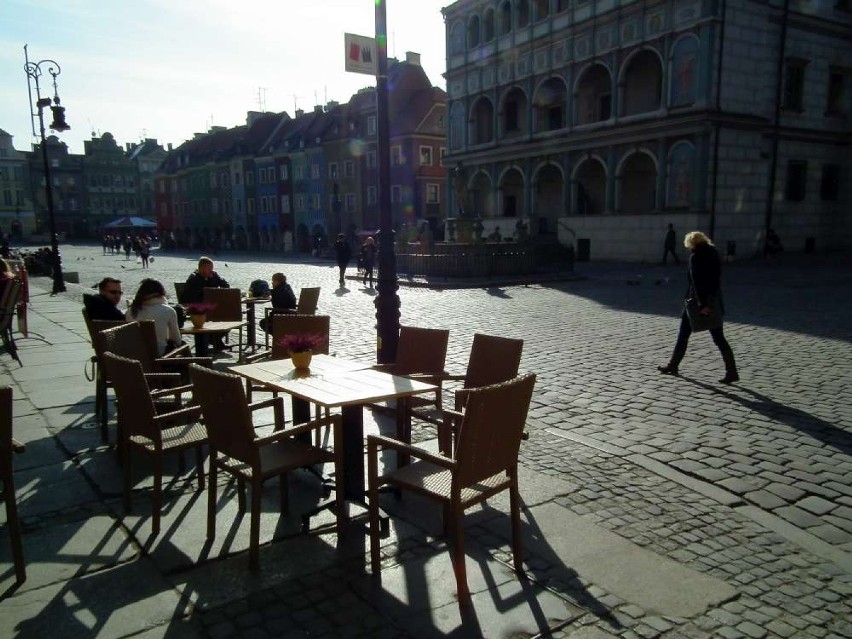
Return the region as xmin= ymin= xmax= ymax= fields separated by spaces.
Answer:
xmin=290 ymin=350 xmax=312 ymax=370
xmin=190 ymin=313 xmax=206 ymax=329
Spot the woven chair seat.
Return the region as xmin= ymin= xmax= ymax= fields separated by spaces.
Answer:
xmin=130 ymin=421 xmax=207 ymax=451
xmin=384 ymin=460 xmax=509 ymax=503
xmin=217 ymin=439 xmax=331 ymax=480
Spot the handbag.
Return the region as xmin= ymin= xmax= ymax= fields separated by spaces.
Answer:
xmin=684 ymin=296 xmax=722 ymax=332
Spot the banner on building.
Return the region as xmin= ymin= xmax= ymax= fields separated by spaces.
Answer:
xmin=344 ymin=33 xmax=376 ymax=76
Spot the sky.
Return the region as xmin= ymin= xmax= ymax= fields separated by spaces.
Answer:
xmin=0 ymin=0 xmax=451 ymax=155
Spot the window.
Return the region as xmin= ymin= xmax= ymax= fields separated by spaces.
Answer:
xmin=270 ymin=195 xmax=277 ymax=212
xmin=820 ymin=164 xmax=840 ymax=201
xmin=280 ymin=165 xmax=289 ymax=180
xmin=391 ymin=146 xmax=402 ymax=166
xmin=296 ymin=194 xmax=306 ymax=210
xmin=785 ymin=160 xmax=807 ymax=201
xmin=211 ymin=172 xmax=218 ymax=187
xmin=2 ymin=191 xmax=10 ymax=206
xmin=329 ymin=162 xmax=339 ymax=179
xmin=295 ymin=166 xmax=304 ymax=180
xmin=311 ymin=194 xmax=321 ymax=210
xmin=16 ymin=190 xmax=24 ymax=205
xmin=516 ymin=0 xmax=530 ymax=28
xmin=826 ymin=71 xmax=846 ymax=116
xmin=440 ymin=147 xmax=447 ymax=164
xmin=534 ymin=0 xmax=549 ymax=21
xmin=344 ymin=160 xmax=354 ymax=177
xmin=260 ymin=196 xmax=268 ymax=213
xmin=367 ymin=115 xmax=377 ymax=135
xmin=426 ymin=184 xmax=439 ymax=203
xmin=345 ymin=193 xmax=356 ymax=211
xmin=367 ymin=186 xmax=377 ymax=204
xmin=311 ymin=164 xmax=320 ymax=179
xmin=783 ymin=59 xmax=807 ymax=112
xmin=419 ymin=146 xmax=433 ymax=166
xmin=391 ymin=185 xmax=402 ymax=203
xmin=160 ymin=203 xmax=167 ymax=216
xmin=366 ymin=151 xmax=377 ymax=169
xmin=505 ymin=101 xmax=519 ymax=132
xmin=246 ymin=171 xmax=254 ymax=185
xmin=281 ymin=195 xmax=290 ymax=213
xmin=234 ymin=172 xmax=241 ymax=185
xmin=248 ymin=198 xmax=255 ymax=213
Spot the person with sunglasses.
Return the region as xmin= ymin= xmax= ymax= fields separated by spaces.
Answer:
xmin=83 ymin=277 xmax=126 ymax=320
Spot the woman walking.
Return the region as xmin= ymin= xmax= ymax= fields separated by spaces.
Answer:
xmin=360 ymin=236 xmax=377 ymax=288
xmin=657 ymin=231 xmax=739 ymax=384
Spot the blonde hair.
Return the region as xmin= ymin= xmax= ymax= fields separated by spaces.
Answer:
xmin=683 ymin=231 xmax=713 ymax=249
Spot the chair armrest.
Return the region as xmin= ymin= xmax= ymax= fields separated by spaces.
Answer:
xmin=248 ymin=397 xmax=283 ymax=412
xmin=143 ymin=372 xmax=182 ymax=387
xmin=151 ymin=383 xmax=193 ymax=399
xmin=255 ymin=414 xmax=340 ymax=445
xmin=442 ymin=373 xmax=466 ymax=382
xmin=440 ymin=408 xmax=464 ymax=422
xmin=158 ymin=356 xmax=214 ymax=368
xmin=162 ymin=343 xmax=191 ymax=358
xmin=153 ymin=404 xmax=202 ymax=426
xmin=243 ymin=349 xmax=271 ymax=364
xmin=367 ymin=434 xmax=456 ymax=469
xmin=11 ymin=438 xmax=25 ymax=454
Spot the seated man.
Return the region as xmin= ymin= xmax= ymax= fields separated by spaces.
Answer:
xmin=83 ymin=277 xmax=125 ymax=320
xmin=259 ymin=273 xmax=297 ymax=333
xmin=180 ymin=256 xmax=229 ymax=352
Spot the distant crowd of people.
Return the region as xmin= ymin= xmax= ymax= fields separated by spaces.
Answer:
xmin=101 ymin=232 xmax=156 ymax=268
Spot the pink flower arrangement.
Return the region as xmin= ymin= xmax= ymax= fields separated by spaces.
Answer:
xmin=277 ymin=333 xmax=325 ymax=354
xmin=184 ymin=302 xmax=217 ymax=315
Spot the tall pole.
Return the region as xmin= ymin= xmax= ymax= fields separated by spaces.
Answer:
xmin=374 ymin=0 xmax=400 ymax=364
xmin=24 ymin=46 xmax=68 ymax=294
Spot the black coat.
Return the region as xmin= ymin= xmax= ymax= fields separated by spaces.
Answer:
xmin=271 ymin=282 xmax=297 ymax=310
xmin=334 ymin=239 xmax=352 ymax=266
xmin=83 ymin=293 xmax=125 ymax=321
xmin=180 ymin=270 xmax=229 ymax=304
xmin=687 ymin=242 xmax=721 ymax=308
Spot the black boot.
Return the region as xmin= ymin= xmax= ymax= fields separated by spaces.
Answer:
xmin=657 ymin=348 xmax=685 ymax=376
xmin=719 ymin=346 xmax=739 ymax=384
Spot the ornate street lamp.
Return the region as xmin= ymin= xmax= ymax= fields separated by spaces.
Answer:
xmin=24 ymin=44 xmax=70 ymax=294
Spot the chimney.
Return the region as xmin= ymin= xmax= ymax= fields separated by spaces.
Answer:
xmin=314 ymin=105 xmax=323 ymax=113
xmin=405 ymin=51 xmax=421 ymax=66
xmin=167 ymin=143 xmax=173 ymax=151
xmin=325 ymin=100 xmax=339 ymax=112
xmin=246 ymin=111 xmax=263 ymax=127
xmin=295 ymin=109 xmax=304 ymax=117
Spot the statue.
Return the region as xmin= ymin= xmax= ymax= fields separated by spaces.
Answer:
xmin=453 ymin=162 xmax=469 ymax=217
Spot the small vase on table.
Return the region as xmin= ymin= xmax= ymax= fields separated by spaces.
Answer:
xmin=290 ymin=350 xmax=312 ymax=370
xmin=190 ymin=313 xmax=206 ymax=329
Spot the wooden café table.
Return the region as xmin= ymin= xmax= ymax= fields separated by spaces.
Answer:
xmin=229 ymin=354 xmax=438 ymax=502
xmin=180 ymin=320 xmax=246 ymax=357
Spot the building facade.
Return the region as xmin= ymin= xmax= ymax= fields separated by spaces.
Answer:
xmin=0 ymin=130 xmax=34 ymax=237
xmin=442 ymin=0 xmax=851 ymax=260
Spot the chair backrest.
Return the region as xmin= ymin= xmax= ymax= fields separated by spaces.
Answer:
xmin=173 ymin=282 xmax=186 ymax=302
xmin=270 ymin=314 xmax=330 ymax=359
xmin=101 ymin=352 xmax=159 ymax=441
xmin=296 ymin=287 xmax=320 ymax=315
xmin=454 ymin=373 xmax=536 ymax=487
xmin=203 ymin=288 xmax=242 ymax=321
xmin=393 ymin=326 xmax=450 ymax=376
xmin=81 ymin=308 xmax=125 ymax=347
xmin=95 ymin=322 xmax=158 ymax=372
xmin=189 ymin=364 xmax=258 ymax=464
xmin=0 ymin=279 xmax=22 ymax=331
xmin=0 ymin=386 xmax=12 ymax=456
xmin=463 ymin=334 xmax=524 ymax=390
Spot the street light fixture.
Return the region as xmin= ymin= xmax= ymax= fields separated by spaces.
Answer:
xmin=24 ymin=44 xmax=70 ymax=294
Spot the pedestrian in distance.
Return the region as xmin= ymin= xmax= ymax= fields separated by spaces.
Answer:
xmin=334 ymin=233 xmax=352 ymax=288
xmin=139 ymin=239 xmax=150 ymax=269
xmin=662 ymin=223 xmax=679 ymax=265
xmin=360 ymin=236 xmax=377 ymax=288
xmin=657 ymin=231 xmax=739 ymax=384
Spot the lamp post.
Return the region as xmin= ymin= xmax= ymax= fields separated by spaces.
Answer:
xmin=373 ymin=0 xmax=400 ymax=364
xmin=24 ymin=44 xmax=70 ymax=294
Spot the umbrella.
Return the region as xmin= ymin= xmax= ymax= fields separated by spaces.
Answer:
xmin=104 ymin=216 xmax=157 ymax=229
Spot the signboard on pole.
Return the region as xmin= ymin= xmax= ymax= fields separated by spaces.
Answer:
xmin=344 ymin=33 xmax=377 ymax=76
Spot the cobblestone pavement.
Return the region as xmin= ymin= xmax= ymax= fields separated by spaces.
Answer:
xmin=20 ymin=244 xmax=852 ymax=637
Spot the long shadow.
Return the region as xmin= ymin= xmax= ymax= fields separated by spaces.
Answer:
xmin=688 ymin=378 xmax=852 ymax=456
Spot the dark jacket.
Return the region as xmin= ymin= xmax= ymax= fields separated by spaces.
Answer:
xmin=180 ymin=270 xmax=229 ymax=304
xmin=687 ymin=242 xmax=721 ymax=308
xmin=271 ymin=282 xmax=297 ymax=310
xmin=83 ymin=293 xmax=125 ymax=321
xmin=334 ymin=238 xmax=352 ymax=266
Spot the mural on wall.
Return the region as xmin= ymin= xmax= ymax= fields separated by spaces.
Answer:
xmin=670 ymin=36 xmax=699 ymax=106
xmin=667 ymin=142 xmax=694 ymax=207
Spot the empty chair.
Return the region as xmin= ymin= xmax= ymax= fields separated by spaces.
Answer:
xmin=203 ymin=287 xmax=244 ymax=357
xmin=189 ymin=364 xmax=343 ymax=569
xmin=1 ymin=386 xmax=26 ymax=583
xmin=368 ymin=373 xmax=537 ymax=605
xmin=101 ymin=352 xmax=207 ymax=537
xmin=173 ymin=282 xmax=186 ymax=302
xmin=82 ymin=309 xmax=126 ymax=441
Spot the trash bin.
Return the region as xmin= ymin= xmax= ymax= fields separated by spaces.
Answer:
xmin=577 ymin=238 xmax=591 ymax=262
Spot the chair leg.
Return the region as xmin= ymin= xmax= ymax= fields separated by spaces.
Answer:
xmin=509 ymin=475 xmax=523 ymax=573
xmin=279 ymin=473 xmax=288 ymax=514
xmin=207 ymin=454 xmax=218 ymax=540
xmin=195 ymin=446 xmax=205 ymax=490
xmin=123 ymin=443 xmax=133 ymax=513
xmin=152 ymin=455 xmax=163 ymax=536
xmin=237 ymin=478 xmax=246 ymax=514
xmin=451 ymin=507 xmax=470 ymax=604
xmin=368 ymin=445 xmax=381 ymax=573
xmin=249 ymin=477 xmax=262 ymax=569
xmin=3 ymin=473 xmax=26 ymax=583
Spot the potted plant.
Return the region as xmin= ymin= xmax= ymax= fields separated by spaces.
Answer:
xmin=184 ymin=302 xmax=216 ymax=328
xmin=277 ymin=333 xmax=325 ymax=369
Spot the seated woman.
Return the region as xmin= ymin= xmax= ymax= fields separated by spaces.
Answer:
xmin=127 ymin=278 xmax=182 ymax=355
xmin=259 ymin=272 xmax=297 ymax=333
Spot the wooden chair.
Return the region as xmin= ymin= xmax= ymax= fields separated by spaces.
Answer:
xmin=368 ymin=373 xmax=537 ymax=605
xmin=203 ymin=287 xmax=244 ymax=358
xmin=372 ymin=325 xmax=450 ymax=413
xmin=264 ymin=287 xmax=320 ymax=347
xmin=189 ymin=364 xmax=343 ymax=569
xmin=101 ymin=352 xmax=207 ymax=537
xmin=1 ymin=386 xmax=26 ymax=583
xmin=0 ymin=279 xmax=23 ymax=366
xmin=173 ymin=282 xmax=186 ymax=303
xmin=428 ymin=333 xmax=524 ymax=456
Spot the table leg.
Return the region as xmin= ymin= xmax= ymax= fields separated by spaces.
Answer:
xmin=246 ymin=304 xmax=256 ymax=349
xmin=193 ymin=334 xmax=209 ymax=357
xmin=395 ymin=396 xmax=412 ymax=468
xmin=341 ymin=404 xmax=365 ymax=502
